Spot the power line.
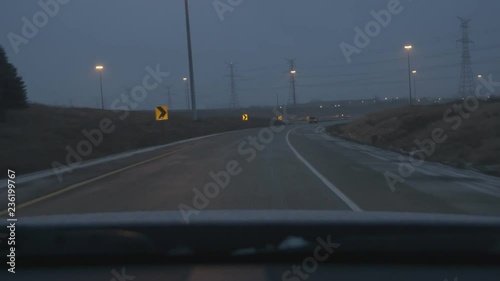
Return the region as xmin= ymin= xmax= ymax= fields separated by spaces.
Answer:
xmin=238 ymin=64 xmax=284 ymax=73
xmin=233 ymin=44 xmax=500 ymax=84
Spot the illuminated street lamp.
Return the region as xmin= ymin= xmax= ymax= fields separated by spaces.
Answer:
xmin=182 ymin=77 xmax=190 ymax=110
xmin=404 ymin=45 xmax=413 ymax=105
xmin=95 ymin=65 xmax=105 ymax=109
xmin=290 ymin=69 xmax=297 ymax=105
xmin=412 ymin=70 xmax=417 ymax=101
xmin=477 ymin=74 xmax=482 ymax=78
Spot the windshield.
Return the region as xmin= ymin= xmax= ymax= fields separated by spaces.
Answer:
xmin=1 ymin=0 xmax=500 ymax=245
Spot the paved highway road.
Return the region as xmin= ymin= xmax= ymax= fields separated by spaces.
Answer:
xmin=4 ymin=123 xmax=500 ymax=218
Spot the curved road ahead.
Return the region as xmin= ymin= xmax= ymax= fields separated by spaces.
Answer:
xmin=3 ymin=123 xmax=500 ymax=218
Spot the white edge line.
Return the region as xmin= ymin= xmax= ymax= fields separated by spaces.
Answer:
xmin=0 ymin=128 xmax=258 ymax=189
xmin=285 ymin=128 xmax=363 ymax=212
xmin=454 ymin=181 xmax=500 ymax=199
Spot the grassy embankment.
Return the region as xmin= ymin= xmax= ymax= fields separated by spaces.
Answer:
xmin=0 ymin=104 xmax=276 ymax=174
xmin=328 ymin=99 xmax=500 ymax=177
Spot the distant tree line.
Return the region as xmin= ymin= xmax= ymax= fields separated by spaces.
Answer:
xmin=0 ymin=45 xmax=28 ymax=122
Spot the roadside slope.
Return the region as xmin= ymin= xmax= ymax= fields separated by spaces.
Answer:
xmin=328 ymin=99 xmax=500 ymax=176
xmin=0 ymin=104 xmax=274 ymax=174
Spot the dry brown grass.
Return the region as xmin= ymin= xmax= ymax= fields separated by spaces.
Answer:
xmin=0 ymin=104 xmax=276 ymax=174
xmin=329 ymin=99 xmax=500 ymax=176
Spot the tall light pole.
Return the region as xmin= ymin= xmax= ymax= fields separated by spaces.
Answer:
xmin=287 ymin=58 xmax=297 ymax=106
xmin=290 ymin=69 xmax=297 ymax=105
xmin=404 ymin=45 xmax=413 ymax=105
xmin=183 ymin=77 xmax=190 ymax=110
xmin=184 ymin=0 xmax=198 ymax=120
xmin=95 ymin=65 xmax=104 ymax=109
xmin=412 ymin=70 xmax=417 ymax=102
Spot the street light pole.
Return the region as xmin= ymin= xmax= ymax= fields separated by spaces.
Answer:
xmin=183 ymin=77 xmax=189 ymax=110
xmin=184 ymin=0 xmax=198 ymax=121
xmin=290 ymin=70 xmax=297 ymax=105
xmin=95 ymin=65 xmax=104 ymax=109
xmin=404 ymin=45 xmax=413 ymax=105
xmin=187 ymin=84 xmax=190 ymax=110
xmin=412 ymin=70 xmax=417 ymax=102
xmin=99 ymin=72 xmax=104 ymax=109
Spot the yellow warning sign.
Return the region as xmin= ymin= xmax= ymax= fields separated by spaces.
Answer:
xmin=156 ymin=106 xmax=168 ymax=121
xmin=242 ymin=114 xmax=249 ymax=121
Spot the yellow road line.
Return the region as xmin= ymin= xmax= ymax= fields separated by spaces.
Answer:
xmin=0 ymin=147 xmax=187 ymax=215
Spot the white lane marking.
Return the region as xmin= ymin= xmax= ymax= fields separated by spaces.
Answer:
xmin=455 ymin=181 xmax=500 ymax=199
xmin=0 ymin=148 xmax=189 ymax=215
xmin=360 ymin=151 xmax=390 ymax=161
xmin=0 ymin=127 xmax=258 ymax=189
xmin=285 ymin=128 xmax=363 ymax=212
xmin=414 ymin=167 xmax=441 ymax=177
xmin=319 ymin=126 xmax=500 ymax=197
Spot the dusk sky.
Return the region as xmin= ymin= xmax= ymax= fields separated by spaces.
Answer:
xmin=1 ymin=0 xmax=500 ymax=109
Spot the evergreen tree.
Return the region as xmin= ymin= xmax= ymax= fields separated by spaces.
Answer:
xmin=0 ymin=45 xmax=28 ymax=111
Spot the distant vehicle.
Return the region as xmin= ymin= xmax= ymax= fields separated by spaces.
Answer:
xmin=309 ymin=116 xmax=319 ymax=123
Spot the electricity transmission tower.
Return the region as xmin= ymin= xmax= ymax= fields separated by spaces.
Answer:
xmin=225 ymin=62 xmax=240 ymax=109
xmin=287 ymin=59 xmax=297 ymax=105
xmin=457 ymin=17 xmax=475 ymax=98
